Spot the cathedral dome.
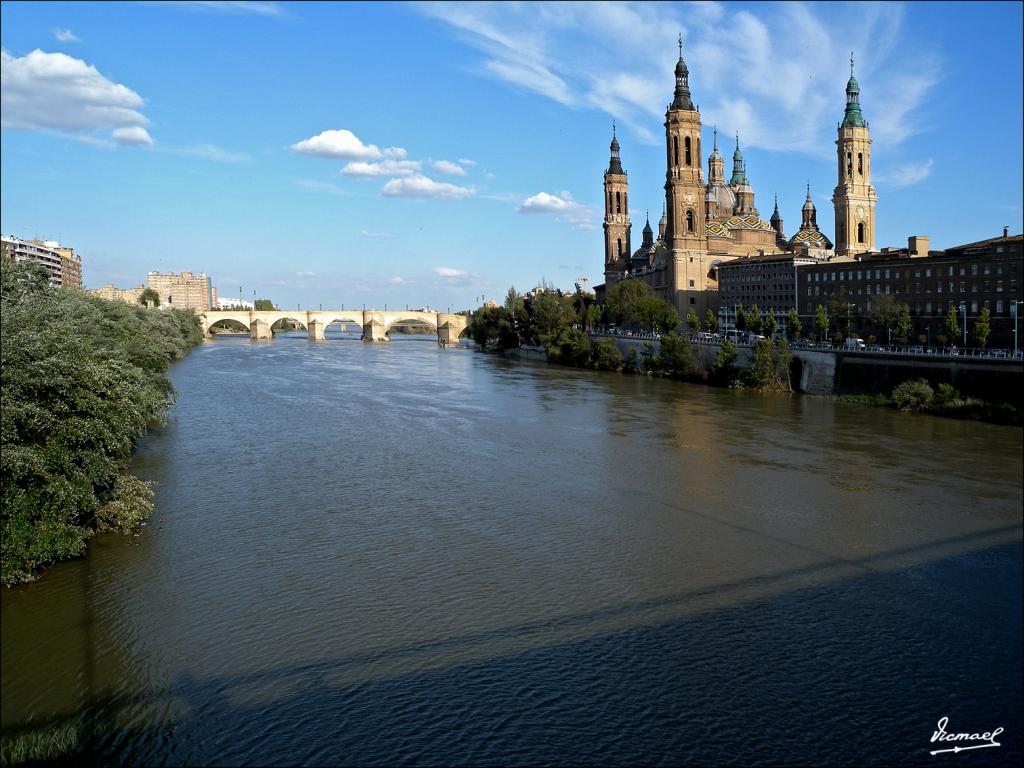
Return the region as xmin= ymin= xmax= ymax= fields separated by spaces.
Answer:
xmin=706 ymin=183 xmax=736 ymax=212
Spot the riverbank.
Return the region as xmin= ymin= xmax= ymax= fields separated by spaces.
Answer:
xmin=0 ymin=260 xmax=203 ymax=585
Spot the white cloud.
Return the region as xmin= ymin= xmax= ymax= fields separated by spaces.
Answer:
xmin=158 ymin=143 xmax=250 ymax=163
xmin=457 ymin=158 xmax=477 ymax=166
xmin=874 ymin=158 xmax=934 ymax=188
xmin=361 ymin=229 xmax=395 ymax=239
xmin=342 ymin=159 xmax=422 ymax=177
xmin=519 ymin=190 xmax=597 ymax=230
xmin=52 ymin=29 xmax=81 ymax=43
xmin=434 ymin=266 xmax=470 ymax=278
xmin=295 ymin=270 xmax=315 ymax=277
xmin=1 ymin=49 xmax=151 ymax=144
xmin=291 ymin=129 xmax=405 ymax=161
xmin=388 ymin=276 xmax=405 ymax=284
xmin=381 ymin=174 xmax=474 ymax=199
xmin=112 ymin=126 xmax=154 ymax=146
xmin=419 ymin=2 xmax=941 ymax=156
xmin=144 ymin=1 xmax=283 ymax=15
xmin=432 ymin=159 xmax=466 ymax=176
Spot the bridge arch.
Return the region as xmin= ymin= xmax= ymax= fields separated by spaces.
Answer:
xmin=383 ymin=315 xmax=439 ymax=333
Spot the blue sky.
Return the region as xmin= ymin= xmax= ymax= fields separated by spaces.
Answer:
xmin=2 ymin=1 xmax=1022 ymax=310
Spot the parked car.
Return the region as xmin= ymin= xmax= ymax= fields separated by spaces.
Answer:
xmin=790 ymin=338 xmax=812 ymax=348
xmin=843 ymin=338 xmax=866 ymax=350
xmin=988 ymin=348 xmax=1008 ymax=358
xmin=865 ymin=344 xmax=883 ymax=352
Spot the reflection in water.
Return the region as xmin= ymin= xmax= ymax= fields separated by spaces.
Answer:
xmin=2 ymin=335 xmax=1021 ymax=766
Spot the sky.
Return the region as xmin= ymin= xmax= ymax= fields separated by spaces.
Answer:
xmin=1 ymin=1 xmax=1022 ymax=311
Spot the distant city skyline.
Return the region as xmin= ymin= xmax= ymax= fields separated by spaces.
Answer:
xmin=2 ymin=1 xmax=1022 ymax=309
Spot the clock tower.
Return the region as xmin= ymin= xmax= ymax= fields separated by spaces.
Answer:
xmin=833 ymin=53 xmax=877 ymax=258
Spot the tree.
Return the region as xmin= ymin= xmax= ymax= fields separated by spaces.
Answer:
xmin=973 ymin=305 xmax=991 ymax=349
xmin=762 ymin=308 xmax=777 ymax=338
xmin=254 ymin=298 xmax=275 ymax=311
xmin=827 ymin=298 xmax=852 ymax=338
xmin=686 ymin=309 xmax=700 ymax=332
xmin=655 ymin=333 xmax=693 ymax=379
xmin=703 ymin=308 xmax=718 ymax=332
xmin=712 ymin=338 xmax=739 ymax=385
xmin=605 ymin=281 xmax=653 ymax=326
xmin=815 ymin=305 xmax=828 ymax=341
xmin=747 ymin=304 xmax=763 ymax=334
xmin=589 ymin=338 xmax=623 ymax=371
xmin=529 ymin=289 xmax=576 ymax=341
xmin=735 ymin=305 xmax=747 ymax=332
xmin=744 ymin=338 xmax=792 ymax=391
xmin=869 ymin=294 xmax=902 ymax=334
xmin=944 ymin=305 xmax=961 ymax=347
xmin=787 ymin=308 xmax=802 ymax=339
xmin=893 ymin=306 xmax=912 ymax=344
xmin=138 ymin=288 xmax=160 ymax=307
xmin=644 ymin=298 xmax=679 ymax=334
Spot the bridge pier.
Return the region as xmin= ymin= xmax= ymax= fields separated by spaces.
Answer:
xmin=307 ymin=319 xmax=326 ymax=341
xmin=250 ymin=318 xmax=273 ymax=340
xmin=437 ymin=314 xmax=462 ymax=347
xmin=363 ymin=318 xmax=388 ymax=342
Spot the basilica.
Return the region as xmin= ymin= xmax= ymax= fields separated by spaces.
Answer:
xmin=598 ymin=39 xmax=877 ymax=317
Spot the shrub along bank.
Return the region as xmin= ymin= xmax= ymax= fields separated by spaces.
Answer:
xmin=1 ymin=260 xmax=203 ymax=585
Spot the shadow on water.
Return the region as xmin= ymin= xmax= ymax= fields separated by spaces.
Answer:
xmin=5 ymin=532 xmax=1020 ymax=767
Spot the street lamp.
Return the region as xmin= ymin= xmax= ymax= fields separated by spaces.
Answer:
xmin=959 ymin=302 xmax=967 ymax=347
xmin=1012 ymin=300 xmax=1022 ymax=357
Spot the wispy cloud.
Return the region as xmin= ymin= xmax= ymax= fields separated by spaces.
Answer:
xmin=874 ymin=158 xmax=934 ymax=188
xmin=434 ymin=266 xmax=471 ymax=278
xmin=388 ymin=276 xmax=405 ymax=284
xmin=142 ymin=1 xmax=284 ymax=16
xmin=157 ymin=143 xmax=250 ymax=163
xmin=295 ymin=178 xmax=349 ymax=195
xmin=457 ymin=158 xmax=477 ymax=166
xmin=291 ymin=128 xmax=406 ymax=161
xmin=1 ymin=49 xmax=153 ymax=146
xmin=52 ymin=29 xmax=81 ymax=43
xmin=518 ymin=190 xmax=597 ymax=230
xmin=420 ymin=2 xmax=941 ymax=157
xmin=295 ymin=270 xmax=315 ymax=277
xmin=361 ymin=229 xmax=395 ymax=239
xmin=381 ymin=174 xmax=474 ymax=199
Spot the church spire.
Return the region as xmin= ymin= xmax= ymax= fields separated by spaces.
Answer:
xmin=801 ymin=183 xmax=818 ymax=230
xmin=841 ymin=51 xmax=866 ymax=128
xmin=729 ymin=132 xmax=747 ymax=186
xmin=642 ymin=211 xmax=654 ymax=247
xmin=670 ymin=34 xmax=694 ymax=111
xmin=607 ymin=122 xmax=624 ymax=175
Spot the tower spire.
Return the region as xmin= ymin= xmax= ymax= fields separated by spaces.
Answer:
xmin=713 ymin=125 xmax=718 ymax=151
xmin=670 ymin=34 xmax=694 ymax=110
xmin=607 ymin=123 xmax=623 ymax=174
xmin=841 ymin=50 xmax=865 ymax=128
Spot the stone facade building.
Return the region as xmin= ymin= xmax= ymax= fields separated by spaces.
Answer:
xmin=147 ymin=271 xmax=213 ymax=312
xmin=1 ymin=235 xmax=83 ymax=288
xmin=91 ymin=283 xmax=146 ymax=304
xmin=597 ymin=46 xmax=875 ymax=319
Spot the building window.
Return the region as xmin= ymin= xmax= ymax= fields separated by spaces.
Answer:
xmin=875 ymin=270 xmax=881 ymax=279
xmin=616 ymin=191 xmax=621 ymax=214
xmin=997 ymin=264 xmax=1003 ymax=275
xmin=971 ymin=264 xmax=978 ymax=275
xmin=673 ymin=136 xmax=679 ymax=167
xmin=926 ymin=302 xmax=932 ymax=314
xmin=847 ymin=151 xmax=853 ymax=178
xmin=684 ymin=136 xmax=692 ymax=165
xmin=840 ymin=271 xmax=845 ymax=281
xmin=624 ymin=193 xmax=628 ymax=214
xmin=925 ymin=268 xmax=932 ymax=277
xmin=608 ymin=190 xmax=613 ymax=211
xmin=617 ymin=239 xmax=622 ymax=258
xmin=948 ymin=266 xmax=954 ymax=276
xmin=971 ymin=301 xmax=978 ymax=313
xmin=686 ymin=210 xmax=694 ymax=232
xmin=689 ymin=279 xmax=695 ymax=288
xmin=997 ymin=300 xmax=1004 ymax=313
xmin=984 ymin=265 xmax=991 ymax=275
xmin=857 ymin=223 xmax=865 ymax=243
xmin=997 ymin=280 xmax=1004 ymax=292
xmin=858 ymin=153 xmax=863 ymax=175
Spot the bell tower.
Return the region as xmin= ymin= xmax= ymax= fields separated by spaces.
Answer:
xmin=832 ymin=53 xmax=877 ymax=258
xmin=603 ymin=123 xmax=631 ymax=284
xmin=663 ymin=35 xmax=709 ymax=315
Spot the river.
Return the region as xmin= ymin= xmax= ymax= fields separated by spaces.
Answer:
xmin=2 ymin=333 xmax=1021 ymax=766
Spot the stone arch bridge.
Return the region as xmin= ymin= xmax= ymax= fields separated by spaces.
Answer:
xmin=200 ymin=310 xmax=468 ymax=345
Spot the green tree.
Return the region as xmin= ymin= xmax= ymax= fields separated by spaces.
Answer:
xmin=973 ymin=305 xmax=991 ymax=348
xmin=944 ymin=305 xmax=961 ymax=347
xmin=869 ymin=294 xmax=902 ymax=336
xmin=762 ymin=308 xmax=778 ymax=338
xmin=815 ymin=305 xmax=828 ymax=341
xmin=735 ymin=305 xmax=747 ymax=332
xmin=787 ymin=308 xmax=802 ymax=339
xmin=711 ymin=338 xmax=739 ymax=385
xmin=254 ymin=298 xmax=275 ymax=310
xmin=644 ymin=299 xmax=679 ymax=334
xmin=747 ymin=304 xmax=763 ymax=334
xmin=893 ymin=306 xmax=912 ymax=344
xmin=138 ymin=287 xmax=160 ymax=307
xmin=744 ymin=338 xmax=792 ymax=391
xmin=703 ymin=308 xmax=718 ymax=332
xmin=686 ymin=309 xmax=700 ymax=332
xmin=589 ymin=338 xmax=623 ymax=371
xmin=605 ymin=281 xmax=653 ymax=326
xmin=655 ymin=333 xmax=693 ymax=379
xmin=530 ymin=290 xmax=577 ymax=342
xmin=468 ymin=306 xmax=516 ymax=350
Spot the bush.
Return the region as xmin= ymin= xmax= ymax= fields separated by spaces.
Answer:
xmin=892 ymin=379 xmax=934 ymax=411
xmin=1 ymin=259 xmax=201 ymax=584
xmin=589 ymin=338 xmax=623 ymax=371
